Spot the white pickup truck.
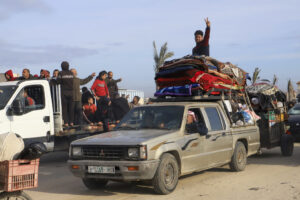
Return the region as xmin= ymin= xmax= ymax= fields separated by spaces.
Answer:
xmin=0 ymin=79 xmax=103 ymax=151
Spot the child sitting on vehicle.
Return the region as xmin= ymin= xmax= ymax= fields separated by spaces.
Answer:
xmin=83 ymin=97 xmax=97 ymax=125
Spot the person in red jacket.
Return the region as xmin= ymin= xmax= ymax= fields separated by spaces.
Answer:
xmin=91 ymin=71 xmax=110 ymax=99
xmin=83 ymin=97 xmax=97 ymax=125
xmin=5 ymin=70 xmax=15 ymax=81
xmin=91 ymin=71 xmax=111 ymax=132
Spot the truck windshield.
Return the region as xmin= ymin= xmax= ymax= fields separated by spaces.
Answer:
xmin=0 ymin=86 xmax=18 ymax=110
xmin=116 ymin=106 xmax=184 ymax=130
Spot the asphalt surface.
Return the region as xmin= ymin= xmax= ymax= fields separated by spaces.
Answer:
xmin=27 ymin=144 xmax=300 ymax=200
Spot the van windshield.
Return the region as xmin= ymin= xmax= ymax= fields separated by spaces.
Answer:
xmin=116 ymin=106 xmax=184 ymax=130
xmin=0 ymin=86 xmax=18 ymax=110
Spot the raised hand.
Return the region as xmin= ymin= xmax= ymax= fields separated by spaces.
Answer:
xmin=204 ymin=17 xmax=210 ymax=27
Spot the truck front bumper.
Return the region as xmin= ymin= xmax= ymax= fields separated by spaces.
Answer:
xmin=68 ymin=159 xmax=159 ymax=181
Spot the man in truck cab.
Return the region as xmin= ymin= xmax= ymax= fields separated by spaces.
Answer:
xmin=23 ymin=89 xmax=35 ymax=107
xmin=192 ymin=17 xmax=211 ymax=56
xmin=185 ymin=111 xmax=208 ymax=134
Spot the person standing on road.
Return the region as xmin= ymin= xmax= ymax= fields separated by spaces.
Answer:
xmin=192 ymin=17 xmax=211 ymax=56
xmin=105 ymin=71 xmax=122 ymax=99
xmin=70 ymin=68 xmax=95 ymax=125
xmin=57 ymin=61 xmax=75 ymax=127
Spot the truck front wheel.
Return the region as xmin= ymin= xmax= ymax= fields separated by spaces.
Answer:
xmin=82 ymin=178 xmax=108 ymax=190
xmin=152 ymin=153 xmax=179 ymax=195
xmin=230 ymin=141 xmax=247 ymax=172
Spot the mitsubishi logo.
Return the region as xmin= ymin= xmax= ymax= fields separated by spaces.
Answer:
xmin=99 ymin=149 xmax=105 ymax=157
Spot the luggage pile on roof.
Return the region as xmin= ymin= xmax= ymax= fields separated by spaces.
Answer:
xmin=154 ymin=55 xmax=250 ymax=97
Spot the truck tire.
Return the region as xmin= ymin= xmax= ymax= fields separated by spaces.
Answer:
xmin=82 ymin=178 xmax=108 ymax=190
xmin=152 ymin=153 xmax=179 ymax=195
xmin=281 ymin=134 xmax=294 ymax=157
xmin=230 ymin=141 xmax=247 ymax=172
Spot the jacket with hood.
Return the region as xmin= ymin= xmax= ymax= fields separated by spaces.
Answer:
xmin=57 ymin=62 xmax=74 ymax=92
xmin=5 ymin=70 xmax=15 ymax=81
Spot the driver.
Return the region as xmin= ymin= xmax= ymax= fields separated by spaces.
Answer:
xmin=140 ymin=112 xmax=156 ymax=128
xmin=185 ymin=111 xmax=208 ymax=134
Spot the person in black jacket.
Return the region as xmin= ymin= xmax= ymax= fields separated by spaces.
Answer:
xmin=192 ymin=17 xmax=211 ymax=56
xmin=105 ymin=71 xmax=122 ymax=99
xmin=81 ymin=87 xmax=94 ymax=105
xmin=57 ymin=61 xmax=75 ymax=127
xmin=18 ymin=69 xmax=36 ymax=80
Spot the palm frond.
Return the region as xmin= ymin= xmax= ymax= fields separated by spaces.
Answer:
xmin=153 ymin=41 xmax=174 ymax=73
xmin=252 ymin=67 xmax=261 ymax=84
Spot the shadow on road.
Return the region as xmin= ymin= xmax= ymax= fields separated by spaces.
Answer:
xmin=248 ymin=145 xmax=300 ymax=167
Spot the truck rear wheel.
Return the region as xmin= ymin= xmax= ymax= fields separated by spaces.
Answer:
xmin=230 ymin=141 xmax=247 ymax=172
xmin=152 ymin=153 xmax=179 ymax=195
xmin=82 ymin=178 xmax=108 ymax=190
xmin=281 ymin=134 xmax=294 ymax=157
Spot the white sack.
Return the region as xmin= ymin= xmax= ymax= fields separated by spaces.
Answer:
xmin=0 ymin=133 xmax=24 ymax=161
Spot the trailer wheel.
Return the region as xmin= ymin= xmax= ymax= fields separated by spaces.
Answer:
xmin=82 ymin=178 xmax=108 ymax=190
xmin=281 ymin=134 xmax=294 ymax=157
xmin=230 ymin=141 xmax=247 ymax=172
xmin=152 ymin=153 xmax=179 ymax=195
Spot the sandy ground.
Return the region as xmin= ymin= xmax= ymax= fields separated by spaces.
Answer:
xmin=27 ymin=144 xmax=300 ymax=200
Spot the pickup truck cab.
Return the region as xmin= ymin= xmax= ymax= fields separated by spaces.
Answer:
xmin=68 ymin=97 xmax=260 ymax=194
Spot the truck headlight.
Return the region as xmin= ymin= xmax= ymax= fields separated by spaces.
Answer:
xmin=128 ymin=148 xmax=139 ymax=158
xmin=72 ymin=146 xmax=82 ymax=157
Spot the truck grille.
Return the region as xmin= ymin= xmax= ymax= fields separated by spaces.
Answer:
xmin=81 ymin=146 xmax=126 ymax=160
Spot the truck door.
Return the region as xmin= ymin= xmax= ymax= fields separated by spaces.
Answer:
xmin=202 ymin=106 xmax=233 ymax=167
xmin=9 ymin=84 xmax=52 ymax=142
xmin=181 ymin=107 xmax=208 ymax=172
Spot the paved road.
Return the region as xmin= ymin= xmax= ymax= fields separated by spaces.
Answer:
xmin=28 ymin=144 xmax=300 ymax=200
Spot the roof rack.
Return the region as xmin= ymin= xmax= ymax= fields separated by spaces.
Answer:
xmin=151 ymin=88 xmax=237 ymax=103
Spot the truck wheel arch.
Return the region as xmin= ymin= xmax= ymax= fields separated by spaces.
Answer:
xmin=236 ymin=139 xmax=248 ymax=153
xmin=163 ymin=151 xmax=181 ymax=175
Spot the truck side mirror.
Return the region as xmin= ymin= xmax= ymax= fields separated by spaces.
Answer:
xmin=11 ymin=99 xmax=24 ymax=115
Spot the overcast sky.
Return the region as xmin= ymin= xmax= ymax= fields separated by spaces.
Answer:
xmin=0 ymin=0 xmax=299 ymax=96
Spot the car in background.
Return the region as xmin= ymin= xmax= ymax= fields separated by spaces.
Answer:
xmin=287 ymin=103 xmax=300 ymax=141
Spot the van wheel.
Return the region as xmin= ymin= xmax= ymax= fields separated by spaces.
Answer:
xmin=281 ymin=134 xmax=294 ymax=156
xmin=230 ymin=141 xmax=247 ymax=172
xmin=152 ymin=153 xmax=179 ymax=195
xmin=82 ymin=178 xmax=108 ymax=190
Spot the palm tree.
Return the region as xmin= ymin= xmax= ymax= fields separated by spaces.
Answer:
xmin=153 ymin=41 xmax=174 ymax=73
xmin=272 ymin=75 xmax=278 ymax=86
xmin=252 ymin=67 xmax=261 ymax=84
xmin=287 ymin=79 xmax=296 ymax=101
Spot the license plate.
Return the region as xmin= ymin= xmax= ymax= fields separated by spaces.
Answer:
xmin=88 ymin=166 xmax=115 ymax=174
